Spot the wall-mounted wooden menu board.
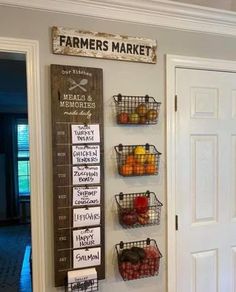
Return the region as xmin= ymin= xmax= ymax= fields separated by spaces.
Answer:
xmin=51 ymin=64 xmax=105 ymax=287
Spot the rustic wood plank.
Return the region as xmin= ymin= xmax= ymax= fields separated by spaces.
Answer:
xmin=52 ymin=26 xmax=157 ymax=64
xmin=51 ymin=64 xmax=105 ymax=287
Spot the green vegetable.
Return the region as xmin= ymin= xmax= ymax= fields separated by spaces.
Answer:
xmin=130 ymin=246 xmax=146 ymax=260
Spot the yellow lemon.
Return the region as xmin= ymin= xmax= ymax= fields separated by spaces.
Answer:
xmin=134 ymin=146 xmax=146 ymax=155
xmin=134 ymin=146 xmax=146 ymax=164
xmin=146 ymin=153 xmax=155 ymax=164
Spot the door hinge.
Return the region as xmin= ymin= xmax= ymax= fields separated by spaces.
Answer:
xmin=175 ymin=215 xmax=179 ymax=231
xmin=175 ymin=95 xmax=177 ymax=112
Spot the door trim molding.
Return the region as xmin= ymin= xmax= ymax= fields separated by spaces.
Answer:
xmin=0 ymin=37 xmax=46 ymax=292
xmin=1 ymin=0 xmax=236 ymax=37
xmin=166 ymin=54 xmax=236 ymax=292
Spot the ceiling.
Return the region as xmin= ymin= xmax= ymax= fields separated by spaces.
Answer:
xmin=166 ymin=0 xmax=236 ymax=12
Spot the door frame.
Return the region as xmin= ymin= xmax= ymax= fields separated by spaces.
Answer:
xmin=0 ymin=37 xmax=46 ymax=292
xmin=166 ymin=54 xmax=236 ymax=292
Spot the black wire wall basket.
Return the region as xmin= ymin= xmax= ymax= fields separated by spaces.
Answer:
xmin=115 ymin=238 xmax=162 ymax=281
xmin=114 ymin=143 xmax=161 ymax=176
xmin=115 ymin=191 xmax=163 ymax=228
xmin=113 ymin=94 xmax=161 ymax=125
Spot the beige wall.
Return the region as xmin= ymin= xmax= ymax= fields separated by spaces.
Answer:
xmin=1 ymin=5 xmax=236 ymax=292
xmin=173 ymin=0 xmax=232 ymax=10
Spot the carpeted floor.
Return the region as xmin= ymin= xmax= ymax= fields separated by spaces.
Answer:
xmin=0 ymin=224 xmax=31 ymax=292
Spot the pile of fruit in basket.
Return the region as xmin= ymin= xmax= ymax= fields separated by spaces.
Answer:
xmin=118 ymin=245 xmax=161 ymax=280
xmin=119 ymin=145 xmax=157 ymax=176
xmin=120 ymin=196 xmax=155 ymax=227
xmin=117 ymin=103 xmax=158 ymax=124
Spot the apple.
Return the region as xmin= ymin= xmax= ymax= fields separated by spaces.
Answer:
xmin=146 ymin=109 xmax=158 ymax=121
xmin=135 ymin=103 xmax=148 ymax=117
xmin=121 ymin=211 xmax=137 ymax=226
xmin=137 ymin=212 xmax=149 ymax=225
xmin=139 ymin=116 xmax=147 ymax=124
xmin=117 ymin=112 xmax=129 ymax=124
xmin=129 ymin=113 xmax=140 ymax=123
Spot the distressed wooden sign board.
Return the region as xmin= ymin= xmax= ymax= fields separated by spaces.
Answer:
xmin=51 ymin=64 xmax=105 ymax=287
xmin=52 ymin=26 xmax=157 ymax=64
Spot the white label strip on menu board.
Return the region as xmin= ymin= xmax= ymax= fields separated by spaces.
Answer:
xmin=73 ymin=207 xmax=101 ymax=228
xmin=71 ymin=124 xmax=100 ymax=144
xmin=73 ymin=227 xmax=101 ymax=249
xmin=72 ymin=166 xmax=100 ymax=185
xmin=72 ymin=145 xmax=100 ymax=165
xmin=67 ymin=268 xmax=97 ymax=288
xmin=73 ymin=186 xmax=101 ymax=206
xmin=73 ymin=247 xmax=101 ymax=269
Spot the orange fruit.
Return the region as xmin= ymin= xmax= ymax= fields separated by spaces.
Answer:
xmin=125 ymin=154 xmax=136 ymax=165
xmin=133 ymin=163 xmax=145 ymax=175
xmin=145 ymin=163 xmax=157 ymax=175
xmin=119 ymin=164 xmax=133 ymax=176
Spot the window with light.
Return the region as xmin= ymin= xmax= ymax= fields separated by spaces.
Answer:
xmin=17 ymin=122 xmax=30 ymax=196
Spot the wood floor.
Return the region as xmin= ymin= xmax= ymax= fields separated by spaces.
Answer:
xmin=19 ymin=245 xmax=32 ymax=292
xmin=0 ymin=224 xmax=31 ymax=292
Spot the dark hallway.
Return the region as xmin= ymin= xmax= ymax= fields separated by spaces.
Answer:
xmin=0 ymin=53 xmax=32 ymax=292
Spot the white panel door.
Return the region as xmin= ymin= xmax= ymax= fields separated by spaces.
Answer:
xmin=176 ymin=68 xmax=236 ymax=292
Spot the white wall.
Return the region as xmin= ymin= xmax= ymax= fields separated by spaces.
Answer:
xmin=1 ymin=5 xmax=236 ymax=292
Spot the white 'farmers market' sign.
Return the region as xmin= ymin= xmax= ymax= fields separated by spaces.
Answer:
xmin=52 ymin=26 xmax=157 ymax=63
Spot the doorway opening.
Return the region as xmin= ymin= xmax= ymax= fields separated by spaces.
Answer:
xmin=0 ymin=52 xmax=32 ymax=292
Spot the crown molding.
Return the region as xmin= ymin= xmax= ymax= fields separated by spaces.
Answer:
xmin=1 ymin=0 xmax=236 ymax=36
